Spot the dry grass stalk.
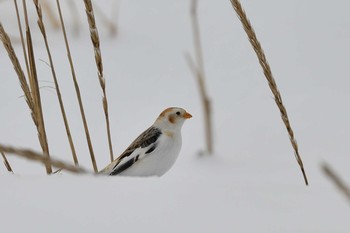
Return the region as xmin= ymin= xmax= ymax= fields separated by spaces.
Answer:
xmin=0 ymin=144 xmax=86 ymax=174
xmin=229 ymin=0 xmax=308 ymax=185
xmin=14 ymin=0 xmax=30 ymax=79
xmin=186 ymin=0 xmax=213 ymax=154
xmin=1 ymin=152 xmax=13 ymax=173
xmin=33 ymin=0 xmax=79 ymax=166
xmin=1 ymin=20 xmax=51 ymax=174
xmin=0 ymin=23 xmax=33 ymax=110
xmin=83 ymin=0 xmax=114 ymax=162
xmin=55 ymin=0 xmax=98 ymax=172
xmin=23 ymin=0 xmax=52 ymax=174
xmin=322 ymin=163 xmax=350 ymax=203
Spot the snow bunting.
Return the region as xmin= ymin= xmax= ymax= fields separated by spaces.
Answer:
xmin=100 ymin=107 xmax=192 ymax=176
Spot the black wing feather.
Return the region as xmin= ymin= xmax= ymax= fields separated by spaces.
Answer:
xmin=110 ymin=155 xmax=139 ymax=175
xmin=110 ymin=127 xmax=162 ymax=174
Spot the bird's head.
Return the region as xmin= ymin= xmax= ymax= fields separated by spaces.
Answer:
xmin=154 ymin=107 xmax=192 ymax=131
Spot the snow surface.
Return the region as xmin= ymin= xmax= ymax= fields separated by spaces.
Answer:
xmin=1 ymin=0 xmax=350 ymax=232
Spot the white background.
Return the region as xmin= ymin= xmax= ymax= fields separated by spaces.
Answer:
xmin=1 ymin=0 xmax=349 ymax=232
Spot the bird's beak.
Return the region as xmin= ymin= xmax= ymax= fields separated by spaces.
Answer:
xmin=183 ymin=112 xmax=192 ymax=119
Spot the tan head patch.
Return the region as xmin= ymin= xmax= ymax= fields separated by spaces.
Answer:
xmin=159 ymin=107 xmax=174 ymax=118
xmin=168 ymin=115 xmax=175 ymax=124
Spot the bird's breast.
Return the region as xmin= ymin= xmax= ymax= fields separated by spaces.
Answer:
xmin=149 ymin=132 xmax=182 ymax=175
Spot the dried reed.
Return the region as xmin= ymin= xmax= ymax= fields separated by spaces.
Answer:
xmin=83 ymin=0 xmax=114 ymax=162
xmin=0 ymin=22 xmax=51 ymax=174
xmin=55 ymin=0 xmax=98 ymax=172
xmin=1 ymin=152 xmax=13 ymax=173
xmin=229 ymin=0 xmax=308 ymax=185
xmin=14 ymin=0 xmax=30 ymax=79
xmin=0 ymin=144 xmax=86 ymax=174
xmin=186 ymin=0 xmax=213 ymax=154
xmin=33 ymin=0 xmax=79 ymax=166
xmin=23 ymin=0 xmax=52 ymax=174
xmin=322 ymin=163 xmax=350 ymax=203
xmin=0 ymin=23 xmax=33 ymax=109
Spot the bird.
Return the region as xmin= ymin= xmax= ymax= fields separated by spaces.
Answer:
xmin=99 ymin=107 xmax=192 ymax=177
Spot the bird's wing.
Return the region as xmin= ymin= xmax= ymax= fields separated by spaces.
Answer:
xmin=99 ymin=126 xmax=162 ymax=175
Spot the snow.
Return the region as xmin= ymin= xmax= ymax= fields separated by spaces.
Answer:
xmin=1 ymin=0 xmax=350 ymax=232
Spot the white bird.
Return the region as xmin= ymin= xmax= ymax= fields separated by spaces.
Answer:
xmin=100 ymin=107 xmax=192 ymax=176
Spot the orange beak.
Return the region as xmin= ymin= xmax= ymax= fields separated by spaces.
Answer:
xmin=183 ymin=112 xmax=192 ymax=119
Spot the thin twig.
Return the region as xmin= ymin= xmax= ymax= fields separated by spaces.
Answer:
xmin=13 ymin=0 xmax=30 ymax=80
xmin=33 ymin=0 xmax=79 ymax=166
xmin=322 ymin=163 xmax=350 ymax=203
xmin=83 ymin=0 xmax=114 ymax=162
xmin=1 ymin=24 xmax=52 ymax=174
xmin=0 ymin=144 xmax=87 ymax=174
xmin=229 ymin=0 xmax=308 ymax=185
xmin=23 ymin=0 xmax=52 ymax=174
xmin=55 ymin=0 xmax=98 ymax=172
xmin=0 ymin=23 xmax=33 ymax=110
xmin=187 ymin=0 xmax=213 ymax=154
xmin=1 ymin=152 xmax=13 ymax=173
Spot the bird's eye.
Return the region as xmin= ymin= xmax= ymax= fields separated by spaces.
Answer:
xmin=176 ymin=111 xmax=181 ymax=116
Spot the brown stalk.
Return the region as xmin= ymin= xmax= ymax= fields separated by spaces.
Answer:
xmin=13 ymin=0 xmax=30 ymax=80
xmin=322 ymin=163 xmax=350 ymax=203
xmin=83 ymin=0 xmax=114 ymax=162
xmin=55 ymin=0 xmax=98 ymax=172
xmin=0 ymin=24 xmax=52 ymax=173
xmin=23 ymin=0 xmax=52 ymax=174
xmin=1 ymin=152 xmax=13 ymax=173
xmin=0 ymin=144 xmax=86 ymax=174
xmin=229 ymin=0 xmax=308 ymax=185
xmin=0 ymin=23 xmax=33 ymax=110
xmin=33 ymin=0 xmax=79 ymax=166
xmin=186 ymin=0 xmax=213 ymax=154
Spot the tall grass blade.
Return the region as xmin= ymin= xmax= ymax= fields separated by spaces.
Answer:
xmin=229 ymin=0 xmax=308 ymax=185
xmin=0 ymin=23 xmax=33 ymax=110
xmin=55 ymin=0 xmax=98 ymax=172
xmin=33 ymin=0 xmax=79 ymax=166
xmin=186 ymin=0 xmax=213 ymax=154
xmin=83 ymin=0 xmax=114 ymax=162
xmin=1 ymin=23 xmax=52 ymax=174
xmin=23 ymin=0 xmax=52 ymax=174
xmin=13 ymin=0 xmax=30 ymax=79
